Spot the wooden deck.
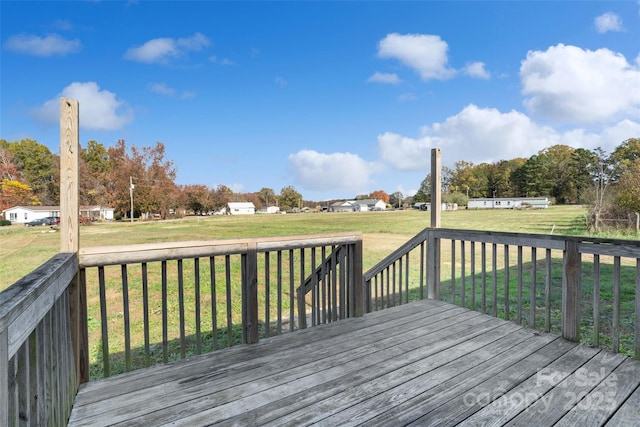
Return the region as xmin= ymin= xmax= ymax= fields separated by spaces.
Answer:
xmin=67 ymin=299 xmax=640 ymax=426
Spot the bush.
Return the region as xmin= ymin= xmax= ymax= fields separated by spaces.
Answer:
xmin=0 ymin=219 xmax=12 ymax=226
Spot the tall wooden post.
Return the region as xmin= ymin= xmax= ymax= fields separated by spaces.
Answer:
xmin=242 ymin=242 xmax=259 ymax=344
xmin=427 ymin=149 xmax=442 ymax=299
xmin=60 ymin=98 xmax=89 ymax=384
xmin=430 ymin=149 xmax=441 ymax=228
xmin=562 ymin=240 xmax=581 ymax=341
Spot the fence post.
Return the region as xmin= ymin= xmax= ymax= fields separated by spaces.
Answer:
xmin=430 ymin=148 xmax=441 ymax=228
xmin=427 ymin=229 xmax=441 ymax=300
xmin=562 ymin=239 xmax=580 ymax=341
xmin=352 ymin=236 xmax=364 ymax=317
xmin=60 ymin=98 xmax=89 ymax=385
xmin=0 ymin=330 xmax=8 ymax=427
xmin=242 ymin=242 xmax=259 ymax=344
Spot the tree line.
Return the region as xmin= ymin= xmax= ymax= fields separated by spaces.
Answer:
xmin=1 ymin=137 xmax=638 ymax=230
xmin=0 ymin=138 xmax=310 ymax=219
xmin=412 ymin=139 xmax=639 ymax=231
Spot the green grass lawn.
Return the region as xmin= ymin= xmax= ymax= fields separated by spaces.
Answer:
xmin=0 ymin=205 xmax=591 ymax=291
xmin=7 ymin=204 xmax=639 ymax=379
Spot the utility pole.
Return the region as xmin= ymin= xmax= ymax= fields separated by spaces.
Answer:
xmin=130 ymin=176 xmax=134 ymax=223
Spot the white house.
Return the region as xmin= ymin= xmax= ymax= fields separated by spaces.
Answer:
xmin=226 ymin=202 xmax=255 ymax=215
xmin=3 ymin=205 xmax=116 ymax=224
xmin=257 ymin=206 xmax=280 ymax=214
xmin=2 ymin=205 xmax=60 ymax=224
xmin=414 ymin=203 xmax=458 ymax=211
xmin=329 ymin=201 xmax=356 ymax=212
xmin=329 ymin=199 xmax=386 ymax=213
xmin=356 ymin=199 xmax=386 ymax=211
xmin=468 ymin=197 xmax=551 ymax=210
xmin=80 ymin=205 xmax=115 ymax=221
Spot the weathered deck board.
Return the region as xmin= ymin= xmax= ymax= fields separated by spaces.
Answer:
xmin=68 ymin=299 xmax=640 ymax=426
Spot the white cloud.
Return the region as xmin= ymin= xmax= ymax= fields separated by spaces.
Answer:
xmin=379 ymin=104 xmax=557 ymax=169
xmin=464 ymin=62 xmax=491 ymax=79
xmin=377 ymin=132 xmax=435 ymax=171
xmin=397 ymin=93 xmax=417 ymax=102
xmin=379 ymin=104 xmax=640 ymax=170
xmin=148 ymin=82 xmax=195 ymax=99
xmin=367 ymin=72 xmax=400 ymax=84
xmin=595 ymin=12 xmax=623 ymax=33
xmin=209 ymin=55 xmax=236 ymax=66
xmin=520 ymin=44 xmax=640 ymax=125
xmin=377 ymin=33 xmax=455 ymax=81
xmin=4 ymin=33 xmax=81 ymax=57
xmin=124 ymin=32 xmax=210 ymax=64
xmin=288 ymin=150 xmax=379 ymax=192
xmin=275 ymin=77 xmax=288 ymax=87
xmin=148 ymin=82 xmax=176 ymax=96
xmin=31 ymin=82 xmax=134 ymax=130
xmin=50 ymin=19 xmax=74 ymax=31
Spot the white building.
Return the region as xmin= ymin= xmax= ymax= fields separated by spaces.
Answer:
xmin=226 ymin=202 xmax=256 ymax=215
xmin=80 ymin=205 xmax=115 ymax=221
xmin=258 ymin=206 xmax=280 ymax=214
xmin=414 ymin=203 xmax=458 ymax=211
xmin=2 ymin=205 xmax=115 ymax=224
xmin=3 ymin=205 xmax=60 ymax=224
xmin=329 ymin=199 xmax=386 ymax=213
xmin=467 ymin=197 xmax=551 ymax=209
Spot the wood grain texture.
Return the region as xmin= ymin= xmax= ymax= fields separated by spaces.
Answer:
xmin=66 ymin=299 xmax=640 ymax=427
xmin=59 ymin=97 xmax=79 ymax=254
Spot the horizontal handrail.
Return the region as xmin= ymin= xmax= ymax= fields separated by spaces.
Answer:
xmin=1 ymin=253 xmax=79 ymax=426
xmin=363 ymin=227 xmax=640 ymax=358
xmin=79 ymin=233 xmax=362 ymax=267
xmin=0 ymin=253 xmax=77 ymax=357
xmin=79 ymin=232 xmax=363 ymax=379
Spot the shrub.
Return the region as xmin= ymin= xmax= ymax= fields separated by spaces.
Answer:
xmin=0 ymin=219 xmax=12 ymax=226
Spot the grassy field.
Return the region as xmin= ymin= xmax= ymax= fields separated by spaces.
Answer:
xmin=4 ymin=204 xmax=638 ymax=378
xmin=0 ymin=205 xmax=590 ymax=290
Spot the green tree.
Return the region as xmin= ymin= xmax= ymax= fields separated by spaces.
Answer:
xmin=256 ymin=187 xmax=276 ymax=208
xmin=609 ymin=138 xmax=640 ymax=179
xmin=614 ymin=159 xmax=640 ymax=213
xmin=5 ymin=139 xmax=58 ymax=204
xmin=211 ymin=185 xmax=233 ymax=210
xmin=569 ymin=148 xmax=599 ymax=204
xmin=183 ymin=184 xmax=213 ymax=214
xmin=0 ymin=179 xmax=40 ymax=211
xmin=279 ymin=186 xmax=302 ymax=210
xmin=80 ymin=140 xmax=111 ymax=205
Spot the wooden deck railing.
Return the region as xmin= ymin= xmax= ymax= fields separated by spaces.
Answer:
xmin=0 ymin=253 xmax=79 ymax=427
xmin=363 ymin=228 xmax=640 ymax=358
xmin=78 ymin=232 xmax=363 ymax=379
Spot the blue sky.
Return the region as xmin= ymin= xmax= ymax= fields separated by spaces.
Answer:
xmin=1 ymin=1 xmax=639 ymax=201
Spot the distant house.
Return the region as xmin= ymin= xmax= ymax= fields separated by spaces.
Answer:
xmin=2 ymin=205 xmax=115 ymax=224
xmin=226 ymin=202 xmax=255 ymax=215
xmin=467 ymin=197 xmax=551 ymax=210
xmin=329 ymin=201 xmax=356 ymax=213
xmin=413 ymin=203 xmax=458 ymax=211
xmin=80 ymin=205 xmax=115 ymax=221
xmin=355 ymin=199 xmax=386 ymax=211
xmin=329 ymin=199 xmax=386 ymax=213
xmin=258 ymin=206 xmax=280 ymax=214
xmin=2 ymin=205 xmax=60 ymax=224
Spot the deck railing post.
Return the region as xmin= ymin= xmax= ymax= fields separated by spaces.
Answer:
xmin=60 ymin=98 xmax=88 ymax=385
xmin=352 ymin=237 xmax=364 ymax=317
xmin=427 ymin=229 xmax=441 ymax=300
xmin=562 ymin=239 xmax=581 ymax=341
xmin=0 ymin=329 xmax=8 ymax=427
xmin=242 ymin=242 xmax=259 ymax=344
